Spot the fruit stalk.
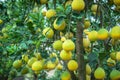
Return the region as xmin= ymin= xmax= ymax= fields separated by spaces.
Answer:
xmin=76 ymin=19 xmax=86 ymax=80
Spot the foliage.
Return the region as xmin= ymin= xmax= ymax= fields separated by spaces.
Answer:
xmin=0 ymin=0 xmax=120 ymax=80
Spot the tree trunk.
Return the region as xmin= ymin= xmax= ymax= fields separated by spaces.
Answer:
xmin=76 ymin=20 xmax=86 ymax=80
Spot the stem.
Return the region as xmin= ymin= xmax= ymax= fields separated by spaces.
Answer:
xmin=76 ymin=19 xmax=86 ymax=80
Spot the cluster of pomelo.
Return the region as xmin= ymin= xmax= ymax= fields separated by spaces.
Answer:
xmin=9 ymin=0 xmax=120 ymax=80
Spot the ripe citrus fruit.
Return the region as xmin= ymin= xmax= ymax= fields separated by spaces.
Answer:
xmin=42 ymin=10 xmax=46 ymax=16
xmin=84 ymin=20 xmax=91 ymax=29
xmin=56 ymin=63 xmax=63 ymax=70
xmin=61 ymin=36 xmax=66 ymax=42
xmin=42 ymin=27 xmax=54 ymax=38
xmin=88 ymin=30 xmax=98 ymax=42
xmin=110 ymin=52 xmax=117 ymax=60
xmin=86 ymin=64 xmax=91 ymax=75
xmin=107 ymin=58 xmax=116 ymax=67
xmin=46 ymin=9 xmax=56 ymax=18
xmin=110 ymin=69 xmax=120 ymax=80
xmin=83 ymin=38 xmax=90 ymax=48
xmin=116 ymin=52 xmax=120 ymax=61
xmin=0 ymin=19 xmax=3 ymax=24
xmin=65 ymin=32 xmax=74 ymax=39
xmin=13 ymin=60 xmax=22 ymax=69
xmin=83 ymin=29 xmax=90 ymax=35
xmin=53 ymin=40 xmax=63 ymax=50
xmin=47 ymin=61 xmax=56 ymax=70
xmin=65 ymin=0 xmax=72 ymax=8
xmin=91 ymin=4 xmax=98 ymax=12
xmin=53 ymin=18 xmax=66 ymax=30
xmin=97 ymin=28 xmax=109 ymax=40
xmin=32 ymin=61 xmax=43 ymax=71
xmin=40 ymin=0 xmax=47 ymax=4
xmin=27 ymin=57 xmax=37 ymax=67
xmin=34 ymin=52 xmax=42 ymax=60
xmin=94 ymin=67 xmax=105 ymax=79
xmin=71 ymin=0 xmax=85 ymax=11
xmin=61 ymin=71 xmax=71 ymax=80
xmin=21 ymin=66 xmax=29 ymax=75
xmin=113 ymin=0 xmax=120 ymax=6
xmin=86 ymin=75 xmax=91 ymax=80
xmin=110 ymin=26 xmax=120 ymax=39
xmin=67 ymin=60 xmax=78 ymax=71
xmin=60 ymin=50 xmax=72 ymax=60
xmin=62 ymin=39 xmax=75 ymax=51
xmin=22 ymin=54 xmax=29 ymax=63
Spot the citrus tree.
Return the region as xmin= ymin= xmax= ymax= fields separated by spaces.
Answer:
xmin=0 ymin=0 xmax=120 ymax=80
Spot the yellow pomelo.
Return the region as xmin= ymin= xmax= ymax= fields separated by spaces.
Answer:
xmin=91 ymin=4 xmax=98 ymax=12
xmin=110 ymin=52 xmax=117 ymax=60
xmin=34 ymin=52 xmax=42 ymax=60
xmin=88 ymin=30 xmax=98 ymax=42
xmin=94 ymin=67 xmax=105 ymax=79
xmin=53 ymin=40 xmax=63 ymax=50
xmin=83 ymin=29 xmax=90 ymax=35
xmin=42 ymin=10 xmax=46 ymax=16
xmin=47 ymin=61 xmax=56 ymax=70
xmin=60 ymin=50 xmax=72 ymax=60
xmin=62 ymin=39 xmax=75 ymax=51
xmin=84 ymin=20 xmax=91 ymax=29
xmin=42 ymin=27 xmax=54 ymax=38
xmin=53 ymin=18 xmax=66 ymax=30
xmin=71 ymin=0 xmax=85 ymax=11
xmin=110 ymin=70 xmax=120 ymax=80
xmin=83 ymin=38 xmax=90 ymax=48
xmin=86 ymin=64 xmax=91 ymax=75
xmin=41 ymin=59 xmax=47 ymax=69
xmin=116 ymin=52 xmax=120 ymax=61
xmin=61 ymin=36 xmax=66 ymax=42
xmin=65 ymin=32 xmax=74 ymax=39
xmin=50 ymin=53 xmax=57 ymax=58
xmin=65 ymin=0 xmax=72 ymax=8
xmin=32 ymin=61 xmax=43 ymax=71
xmin=21 ymin=66 xmax=29 ymax=75
xmin=0 ymin=19 xmax=3 ymax=24
xmin=107 ymin=58 xmax=116 ymax=67
xmin=86 ymin=75 xmax=91 ymax=80
xmin=13 ymin=60 xmax=22 ymax=69
xmin=60 ymin=32 xmax=64 ymax=36
xmin=56 ymin=63 xmax=63 ymax=70
xmin=22 ymin=54 xmax=29 ymax=63
xmin=61 ymin=71 xmax=71 ymax=80
xmin=110 ymin=26 xmax=120 ymax=39
xmin=113 ymin=0 xmax=120 ymax=5
xmin=40 ymin=0 xmax=47 ymax=4
xmin=54 ymin=58 xmax=59 ymax=65
xmin=85 ymin=47 xmax=91 ymax=53
xmin=46 ymin=9 xmax=56 ymax=18
xmin=27 ymin=57 xmax=37 ymax=67
xmin=97 ymin=29 xmax=109 ymax=40
xmin=67 ymin=60 xmax=78 ymax=71
xmin=50 ymin=53 xmax=59 ymax=65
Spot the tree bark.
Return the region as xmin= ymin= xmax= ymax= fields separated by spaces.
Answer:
xmin=76 ymin=20 xmax=86 ymax=80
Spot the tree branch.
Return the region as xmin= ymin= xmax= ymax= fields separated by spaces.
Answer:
xmin=76 ymin=19 xmax=86 ymax=80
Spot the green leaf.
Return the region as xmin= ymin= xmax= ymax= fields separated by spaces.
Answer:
xmin=56 ymin=17 xmax=64 ymax=26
